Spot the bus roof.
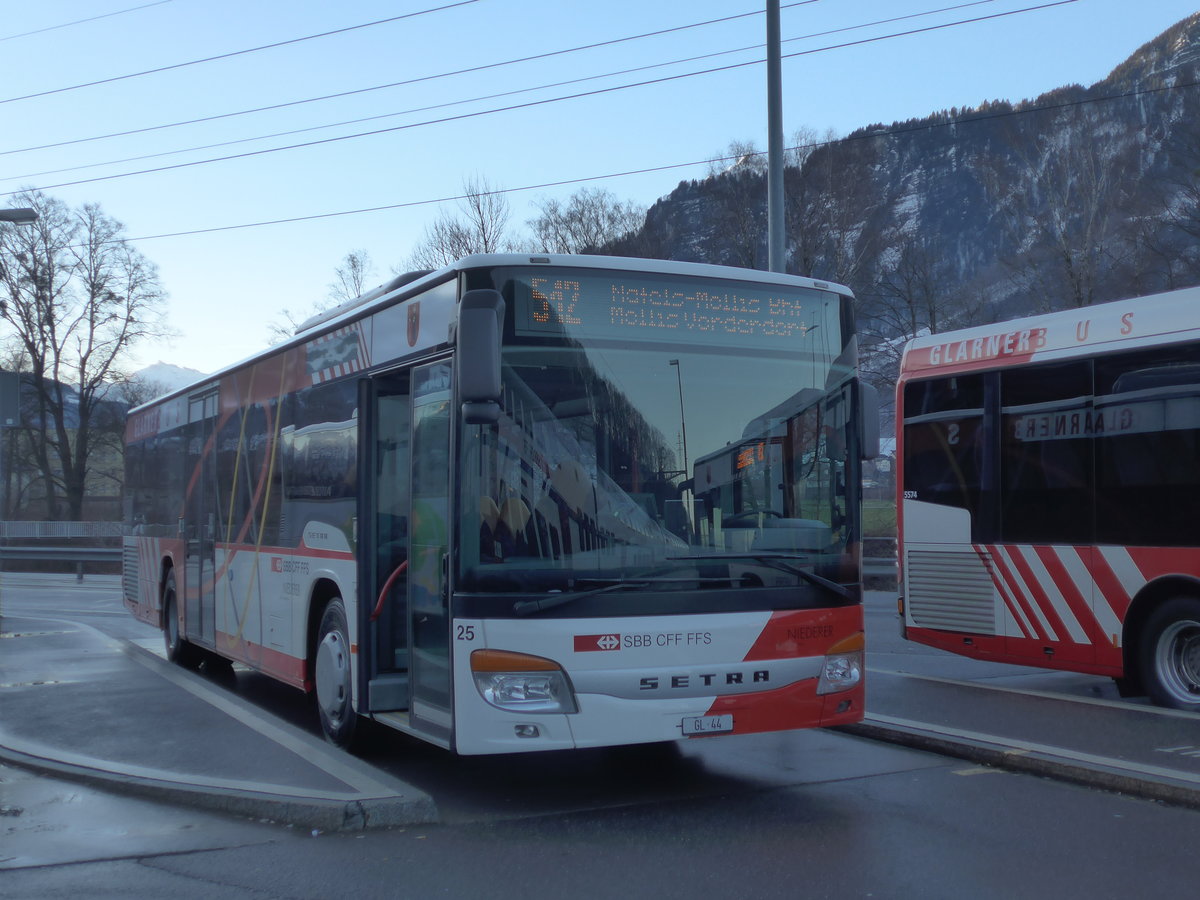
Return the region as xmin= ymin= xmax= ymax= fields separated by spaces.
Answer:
xmin=131 ymin=254 xmax=854 ymax=412
xmin=899 ymin=285 xmax=1200 ymax=380
xmin=295 ymin=253 xmax=854 ymax=335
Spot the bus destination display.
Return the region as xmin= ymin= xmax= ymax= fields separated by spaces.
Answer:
xmin=513 ymin=271 xmax=833 ymax=348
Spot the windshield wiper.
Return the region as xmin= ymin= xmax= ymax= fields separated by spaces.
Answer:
xmin=512 ymin=580 xmax=649 ymax=617
xmin=510 ymin=568 xmax=737 ymax=616
xmin=666 ymin=552 xmax=853 ymax=600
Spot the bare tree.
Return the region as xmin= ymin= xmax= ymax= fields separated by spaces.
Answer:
xmin=328 ymin=249 xmax=375 ymax=304
xmin=528 ymin=188 xmax=645 ymax=254
xmin=859 ymin=230 xmax=989 ymax=401
xmin=984 ymin=104 xmax=1135 ymax=310
xmin=706 ymin=139 xmax=767 ymax=178
xmin=701 ymin=140 xmax=768 ymax=268
xmin=406 ymin=176 xmax=513 ymax=270
xmin=269 ymin=249 xmax=377 ymax=343
xmin=1129 ymin=116 xmax=1200 ymax=290
xmin=0 ymin=190 xmax=167 ymax=520
xmin=785 ymin=128 xmax=880 ymax=285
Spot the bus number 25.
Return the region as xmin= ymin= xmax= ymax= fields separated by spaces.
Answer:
xmin=456 ymin=624 xmax=477 ymax=641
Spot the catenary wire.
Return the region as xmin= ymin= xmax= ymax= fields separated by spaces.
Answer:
xmin=3 ymin=0 xmax=1078 ymax=197
xmin=0 ymin=0 xmax=831 ymax=157
xmin=0 ymin=0 xmax=176 ymax=43
xmin=0 ymin=0 xmax=483 ymax=105
xmin=115 ymin=65 xmax=1192 ymax=245
xmin=3 ymin=0 xmax=1004 ymax=182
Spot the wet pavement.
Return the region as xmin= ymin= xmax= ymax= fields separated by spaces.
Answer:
xmin=2 ymin=576 xmax=1198 ymax=836
xmin=0 ymin=593 xmax=435 ymax=831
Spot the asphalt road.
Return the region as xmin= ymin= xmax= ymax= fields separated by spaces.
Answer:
xmin=2 ymin=573 xmax=1197 ymax=898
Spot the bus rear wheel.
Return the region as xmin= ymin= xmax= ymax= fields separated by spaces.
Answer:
xmin=314 ymin=598 xmax=358 ymax=747
xmin=162 ymin=571 xmax=202 ymax=669
xmin=1139 ymin=596 xmax=1200 ymax=712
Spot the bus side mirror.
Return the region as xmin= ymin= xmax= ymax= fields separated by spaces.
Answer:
xmin=859 ymin=382 xmax=881 ymax=460
xmin=458 ymin=289 xmax=505 ymax=424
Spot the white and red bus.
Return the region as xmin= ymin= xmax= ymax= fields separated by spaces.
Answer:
xmin=897 ymin=287 xmax=1200 ymax=711
xmin=124 ymin=254 xmax=877 ymax=753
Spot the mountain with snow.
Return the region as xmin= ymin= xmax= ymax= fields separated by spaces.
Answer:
xmin=133 ymin=361 xmax=206 ymax=398
xmin=608 ymin=13 xmax=1200 ymax=337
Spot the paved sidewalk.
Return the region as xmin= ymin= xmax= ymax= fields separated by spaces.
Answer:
xmin=0 ymin=610 xmax=436 ymax=831
xmin=840 ymin=668 xmax=1200 ymax=810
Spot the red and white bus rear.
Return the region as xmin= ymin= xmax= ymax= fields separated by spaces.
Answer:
xmin=897 ymin=287 xmax=1200 ymax=711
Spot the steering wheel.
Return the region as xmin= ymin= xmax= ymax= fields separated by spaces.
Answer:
xmin=722 ymin=509 xmax=784 ymax=526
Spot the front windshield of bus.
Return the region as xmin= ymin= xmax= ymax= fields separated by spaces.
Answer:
xmin=456 ymin=265 xmax=858 ymax=616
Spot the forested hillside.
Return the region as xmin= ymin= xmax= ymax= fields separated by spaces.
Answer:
xmin=606 ymin=13 xmax=1200 ymax=392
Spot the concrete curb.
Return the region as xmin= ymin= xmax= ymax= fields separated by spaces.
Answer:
xmin=0 ymin=639 xmax=439 ymax=832
xmin=0 ymin=735 xmax=435 ymax=831
xmin=838 ymin=715 xmax=1200 ymax=811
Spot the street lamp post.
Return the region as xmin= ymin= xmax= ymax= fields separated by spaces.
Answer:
xmin=0 ymin=208 xmax=38 ymax=225
xmin=668 ymin=359 xmax=689 ymax=476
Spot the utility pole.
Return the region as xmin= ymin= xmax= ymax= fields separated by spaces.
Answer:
xmin=766 ymin=0 xmax=786 ymax=274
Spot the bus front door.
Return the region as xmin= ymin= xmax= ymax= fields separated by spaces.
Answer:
xmin=363 ymin=373 xmax=411 ymax=712
xmin=407 ymin=361 xmax=454 ymax=742
xmin=361 ymin=361 xmax=453 ymax=746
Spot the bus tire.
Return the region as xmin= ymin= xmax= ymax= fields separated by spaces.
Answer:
xmin=162 ymin=571 xmax=202 ymax=670
xmin=1138 ymin=595 xmax=1200 ymax=712
xmin=314 ymin=598 xmax=358 ymax=748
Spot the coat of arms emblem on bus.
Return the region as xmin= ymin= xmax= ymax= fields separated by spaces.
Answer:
xmin=407 ymin=301 xmax=420 ymax=347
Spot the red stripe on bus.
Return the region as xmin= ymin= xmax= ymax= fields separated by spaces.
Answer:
xmin=985 ymin=545 xmax=1052 ymax=642
xmin=1004 ymin=546 xmax=1076 ymax=645
xmin=1034 ymin=546 xmax=1106 ymax=647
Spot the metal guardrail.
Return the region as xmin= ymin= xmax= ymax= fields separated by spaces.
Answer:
xmin=0 ymin=545 xmax=121 ymax=582
xmin=0 ymin=521 xmax=123 ymax=539
xmin=0 ymin=546 xmax=121 ymax=562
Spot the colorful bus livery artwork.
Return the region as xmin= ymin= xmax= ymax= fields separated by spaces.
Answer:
xmin=124 ymin=254 xmax=879 ymax=754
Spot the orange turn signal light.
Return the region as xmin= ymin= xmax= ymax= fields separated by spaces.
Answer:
xmin=470 ymin=649 xmax=562 ymax=672
xmin=825 ymin=631 xmax=865 ymax=655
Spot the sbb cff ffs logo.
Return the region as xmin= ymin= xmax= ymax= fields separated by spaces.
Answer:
xmin=575 ymin=634 xmax=621 ymax=652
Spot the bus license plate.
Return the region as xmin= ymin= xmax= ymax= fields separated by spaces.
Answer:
xmin=681 ymin=714 xmax=733 ymax=735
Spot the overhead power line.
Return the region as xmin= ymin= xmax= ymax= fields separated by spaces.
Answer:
xmin=0 ymin=0 xmax=175 ymax=43
xmin=5 ymin=0 xmax=1001 ymax=182
xmin=3 ymin=0 xmax=1077 ymax=197
xmin=118 ymin=42 xmax=1185 ymax=246
xmin=0 ymin=0 xmax=828 ymax=158
xmin=0 ymin=0 xmax=483 ymax=105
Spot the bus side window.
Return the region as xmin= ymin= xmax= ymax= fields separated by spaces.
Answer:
xmin=999 ymin=361 xmax=1093 ymax=545
xmin=1095 ymin=347 xmax=1200 ymax=546
xmin=901 ymin=375 xmax=989 ymax=537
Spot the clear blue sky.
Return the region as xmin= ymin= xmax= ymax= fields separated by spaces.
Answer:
xmin=2 ymin=0 xmax=1197 ymax=375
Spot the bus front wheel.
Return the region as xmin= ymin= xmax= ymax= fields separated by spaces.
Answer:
xmin=1139 ymin=596 xmax=1200 ymax=712
xmin=162 ymin=571 xmax=201 ymax=669
xmin=314 ymin=598 xmax=358 ymax=747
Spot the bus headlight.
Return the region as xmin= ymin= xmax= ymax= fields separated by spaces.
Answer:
xmin=471 ymin=649 xmax=578 ymax=714
xmin=817 ymin=632 xmax=864 ymax=695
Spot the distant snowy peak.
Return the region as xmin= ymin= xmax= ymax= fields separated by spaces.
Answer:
xmin=134 ymin=361 xmax=206 ymax=395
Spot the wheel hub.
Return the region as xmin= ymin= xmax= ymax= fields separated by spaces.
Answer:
xmin=1160 ymin=620 xmax=1200 ymax=699
xmin=315 ymin=631 xmax=350 ymax=721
